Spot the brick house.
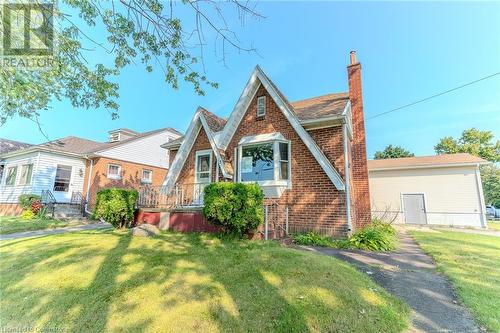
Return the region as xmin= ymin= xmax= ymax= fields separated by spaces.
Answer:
xmin=148 ymin=51 xmax=371 ymax=237
xmin=0 ymin=127 xmax=181 ymax=216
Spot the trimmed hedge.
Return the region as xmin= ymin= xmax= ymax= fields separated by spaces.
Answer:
xmin=202 ymin=182 xmax=264 ymax=236
xmin=93 ymin=188 xmax=138 ymax=228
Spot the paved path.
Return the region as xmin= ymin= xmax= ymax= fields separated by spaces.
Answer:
xmin=0 ymin=223 xmax=112 ymax=241
xmin=300 ymin=231 xmax=481 ymax=332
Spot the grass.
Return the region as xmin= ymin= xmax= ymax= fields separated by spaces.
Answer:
xmin=0 ymin=230 xmax=409 ymax=332
xmin=0 ymin=216 xmax=77 ymax=235
xmin=409 ymin=230 xmax=500 ymax=332
xmin=487 ymin=220 xmax=500 ymax=231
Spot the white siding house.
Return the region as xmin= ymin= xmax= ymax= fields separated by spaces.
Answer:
xmin=368 ymin=153 xmax=488 ymax=228
xmin=0 ymin=127 xmax=181 ymax=214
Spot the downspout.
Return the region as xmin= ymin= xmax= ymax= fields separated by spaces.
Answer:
xmin=84 ymin=157 xmax=94 ymax=215
xmin=342 ymin=122 xmax=353 ymax=233
xmin=474 ymin=163 xmax=487 ymax=229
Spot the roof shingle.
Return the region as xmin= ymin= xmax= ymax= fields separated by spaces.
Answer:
xmin=0 ymin=138 xmax=32 ymax=154
xmin=368 ymin=153 xmax=488 ymax=170
xmin=291 ymin=93 xmax=349 ymax=121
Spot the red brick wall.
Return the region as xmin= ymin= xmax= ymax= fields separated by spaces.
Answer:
xmin=83 ymin=157 xmax=167 ymax=210
xmin=224 ymin=84 xmax=349 ymax=236
xmin=0 ymin=203 xmax=23 ymax=216
xmin=348 ymin=61 xmax=372 ymax=228
xmin=176 ymin=127 xmax=217 ymax=186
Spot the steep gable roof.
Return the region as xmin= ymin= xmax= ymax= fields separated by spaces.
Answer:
xmin=217 ymin=66 xmax=345 ymax=190
xmin=163 ymin=107 xmax=232 ymax=188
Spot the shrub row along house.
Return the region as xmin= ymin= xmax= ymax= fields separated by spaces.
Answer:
xmin=0 ymin=128 xmax=181 ymax=217
xmin=137 ymin=51 xmax=371 ymax=237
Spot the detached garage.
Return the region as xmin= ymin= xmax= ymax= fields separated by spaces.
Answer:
xmin=368 ymin=153 xmax=488 ymax=228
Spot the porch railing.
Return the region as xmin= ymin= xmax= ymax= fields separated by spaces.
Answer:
xmin=41 ymin=190 xmax=56 ymax=218
xmin=137 ymin=183 xmax=208 ymax=208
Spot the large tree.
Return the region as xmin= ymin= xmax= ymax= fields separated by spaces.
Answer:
xmin=435 ymin=128 xmax=500 ymax=207
xmin=0 ymin=1 xmax=261 ymax=126
xmin=481 ymin=164 xmax=500 ymax=207
xmin=374 ymin=145 xmax=414 ymax=159
xmin=434 ymin=128 xmax=500 ymax=162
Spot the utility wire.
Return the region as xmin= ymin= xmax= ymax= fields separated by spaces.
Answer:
xmin=367 ymin=71 xmax=500 ymax=120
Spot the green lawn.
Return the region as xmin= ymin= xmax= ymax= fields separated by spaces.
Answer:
xmin=0 ymin=216 xmax=75 ymax=235
xmin=487 ymin=221 xmax=500 ymax=231
xmin=409 ymin=230 xmax=500 ymax=332
xmin=0 ymin=230 xmax=409 ymax=332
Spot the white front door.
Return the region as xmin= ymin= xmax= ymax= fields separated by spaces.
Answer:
xmin=402 ymin=194 xmax=427 ymax=224
xmin=52 ymin=164 xmax=73 ymax=202
xmin=194 ymin=151 xmax=212 ymax=205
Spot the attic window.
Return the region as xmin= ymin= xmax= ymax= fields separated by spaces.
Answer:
xmin=257 ymin=96 xmax=266 ymax=117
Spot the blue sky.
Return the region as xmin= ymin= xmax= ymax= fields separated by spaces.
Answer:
xmin=2 ymin=1 xmax=499 ymax=158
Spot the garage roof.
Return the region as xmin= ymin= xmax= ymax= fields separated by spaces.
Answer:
xmin=368 ymin=153 xmax=488 ymax=171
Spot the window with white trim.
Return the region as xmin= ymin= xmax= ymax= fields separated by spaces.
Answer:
xmin=5 ymin=166 xmax=17 ymax=186
xmin=0 ymin=164 xmax=4 ymax=184
xmin=238 ymin=138 xmax=291 ymax=185
xmin=107 ymin=164 xmax=121 ymax=179
xmin=141 ymin=169 xmax=152 ymax=184
xmin=19 ymin=164 xmax=33 ymax=185
xmin=257 ymin=96 xmax=266 ymax=117
xmin=195 ymin=151 xmax=212 ymax=183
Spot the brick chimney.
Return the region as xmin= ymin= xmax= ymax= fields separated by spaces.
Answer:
xmin=347 ymin=51 xmax=371 ymax=229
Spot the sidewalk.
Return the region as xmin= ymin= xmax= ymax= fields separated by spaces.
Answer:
xmin=299 ymin=230 xmax=480 ymax=332
xmin=0 ymin=223 xmax=112 ymax=241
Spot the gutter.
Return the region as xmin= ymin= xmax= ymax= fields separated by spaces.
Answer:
xmin=84 ymin=157 xmax=94 ymax=216
xmin=342 ymin=122 xmax=353 ymax=233
xmin=474 ymin=163 xmax=488 ymax=229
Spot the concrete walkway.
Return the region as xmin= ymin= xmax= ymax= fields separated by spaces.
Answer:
xmin=0 ymin=223 xmax=112 ymax=241
xmin=301 ymin=231 xmax=481 ymax=332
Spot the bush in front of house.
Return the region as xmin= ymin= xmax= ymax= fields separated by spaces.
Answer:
xmin=293 ymin=219 xmax=397 ymax=251
xmin=93 ymin=188 xmax=138 ymax=228
xmin=202 ymin=182 xmax=264 ymax=236
xmin=348 ymin=219 xmax=397 ymax=251
xmin=19 ymin=194 xmax=41 ymax=210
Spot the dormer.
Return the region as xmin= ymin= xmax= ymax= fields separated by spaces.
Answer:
xmin=108 ymin=128 xmax=139 ymax=142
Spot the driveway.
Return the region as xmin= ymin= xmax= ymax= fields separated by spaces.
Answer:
xmin=300 ymin=230 xmax=481 ymax=332
xmin=0 ymin=223 xmax=112 ymax=241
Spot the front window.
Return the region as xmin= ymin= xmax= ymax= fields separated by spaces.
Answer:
xmin=142 ymin=169 xmax=152 ymax=184
xmin=5 ymin=166 xmax=17 ymax=186
xmin=53 ymin=165 xmax=72 ymax=192
xmin=279 ymin=142 xmax=289 ymax=180
xmin=107 ymin=164 xmax=121 ymax=179
xmin=238 ymin=139 xmax=290 ymax=185
xmin=241 ymin=143 xmax=274 ymax=181
xmin=0 ymin=164 xmax=4 ymax=184
xmin=19 ymin=164 xmax=33 ymax=185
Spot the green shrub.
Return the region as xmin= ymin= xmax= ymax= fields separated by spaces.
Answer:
xmin=349 ymin=219 xmax=397 ymax=251
xmin=293 ymin=232 xmax=336 ymax=247
xmin=19 ymin=194 xmax=41 ymax=210
xmin=293 ymin=219 xmax=397 ymax=251
xmin=92 ymin=188 xmax=138 ymax=228
xmin=202 ymin=182 xmax=264 ymax=236
xmin=21 ymin=210 xmax=35 ymax=220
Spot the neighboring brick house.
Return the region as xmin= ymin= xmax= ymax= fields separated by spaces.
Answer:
xmin=82 ymin=127 xmax=181 ymax=210
xmin=0 ymin=127 xmax=181 ymax=216
xmin=158 ymin=51 xmax=371 ymax=237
